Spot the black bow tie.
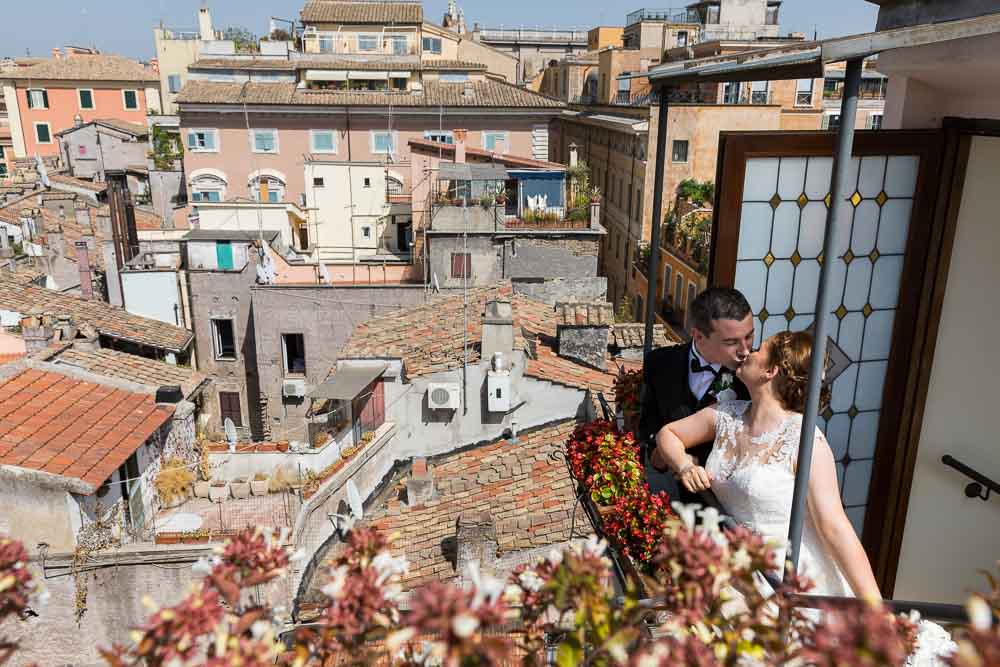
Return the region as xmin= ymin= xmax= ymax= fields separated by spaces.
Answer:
xmin=691 ymin=357 xmax=719 ymax=376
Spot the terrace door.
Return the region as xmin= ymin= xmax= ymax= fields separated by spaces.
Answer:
xmin=709 ymin=130 xmax=944 ymax=591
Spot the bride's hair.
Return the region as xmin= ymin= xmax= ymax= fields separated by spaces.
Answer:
xmin=766 ymin=331 xmax=831 ymax=414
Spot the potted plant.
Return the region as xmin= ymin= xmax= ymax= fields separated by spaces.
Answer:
xmin=312 ymin=431 xmax=330 ymax=449
xmin=155 ymin=457 xmax=194 ymax=509
xmin=250 ymin=472 xmax=269 ymax=496
xmin=208 ymin=480 xmax=229 ymax=503
xmin=276 ymin=440 xmax=289 ymax=453
xmin=341 ymin=444 xmax=359 ymax=460
xmin=230 ymin=476 xmax=251 ymax=499
xmin=361 ymin=430 xmax=375 ymax=444
xmin=193 ymin=480 xmax=211 ymax=498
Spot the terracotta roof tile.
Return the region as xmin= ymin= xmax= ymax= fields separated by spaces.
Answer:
xmin=55 ymin=118 xmax=148 ymax=138
xmin=49 ymin=174 xmax=108 ymax=193
xmin=408 ymin=137 xmax=566 ymax=169
xmin=187 ymin=58 xmax=489 ymax=73
xmin=176 ymin=80 xmax=565 ymax=109
xmin=301 ymin=1 xmax=423 ymax=25
xmin=0 ymin=368 xmax=173 ymax=488
xmin=1 ymin=54 xmax=158 ymax=82
xmin=47 ymin=347 xmax=207 ymax=397
xmin=0 ymin=273 xmax=193 ymax=353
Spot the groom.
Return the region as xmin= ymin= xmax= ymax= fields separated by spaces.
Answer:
xmin=638 ymin=287 xmax=755 ymax=504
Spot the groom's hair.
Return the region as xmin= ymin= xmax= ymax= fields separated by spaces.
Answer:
xmin=690 ymin=288 xmax=752 ymax=336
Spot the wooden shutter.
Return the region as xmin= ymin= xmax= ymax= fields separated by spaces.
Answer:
xmin=451 ymin=253 xmax=470 ymax=278
xmin=219 ymin=391 xmax=242 ymax=427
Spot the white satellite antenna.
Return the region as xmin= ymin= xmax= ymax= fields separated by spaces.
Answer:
xmin=256 ymin=249 xmax=276 ymax=284
xmin=432 ymin=272 xmax=441 ymax=293
xmin=346 ymin=479 xmax=364 ymax=521
xmin=35 ymin=155 xmax=50 ymax=188
xmin=317 ymin=262 xmax=331 ymax=284
xmin=224 ymin=417 xmax=238 ymax=453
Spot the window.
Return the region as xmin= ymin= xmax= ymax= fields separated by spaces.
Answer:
xmin=386 ymin=176 xmax=403 ymax=194
xmin=312 ymin=177 xmax=325 ymax=188
xmin=766 ymin=3 xmax=780 ymax=25
xmin=869 ymin=113 xmax=883 ymax=130
xmin=191 ymin=173 xmax=226 ymax=202
xmin=422 ymin=36 xmax=442 ymax=54
xmin=0 ymin=163 xmax=6 ymax=177
xmin=371 ymin=130 xmax=395 ymax=154
xmin=251 ymin=129 xmax=278 ymax=153
xmin=361 ymin=225 xmax=372 ymax=239
xmin=795 ymin=78 xmax=814 ymax=106
xmin=363 ymin=177 xmax=371 ymax=188
xmin=824 ymin=114 xmax=841 ymax=131
xmin=187 ymin=129 xmax=218 ymax=152
xmin=34 ymin=123 xmax=52 ymax=144
xmin=440 ymin=72 xmax=469 ymax=83
xmin=26 ymin=89 xmax=48 ymax=109
xmin=318 ymin=34 xmax=334 ymax=53
xmin=310 ymin=129 xmax=337 ymax=153
xmin=424 ymin=130 xmax=454 ymax=144
xmin=676 ymin=30 xmax=688 ymax=47
xmin=662 ymin=265 xmax=672 ymax=305
xmin=219 ymin=391 xmax=242 ymax=427
xmin=674 ymin=274 xmax=683 ymax=310
xmin=483 ymin=131 xmax=507 ymax=152
xmin=215 ymin=241 xmax=234 ymax=270
xmin=671 ymin=139 xmax=689 ymax=163
xmin=617 ymin=75 xmax=630 ymax=92
xmin=251 ymin=175 xmax=285 ymax=203
xmin=123 ymin=89 xmax=139 ymax=110
xmin=686 ymin=282 xmax=697 ymax=326
xmin=706 ymin=4 xmax=720 ymax=23
xmin=168 ymin=74 xmax=182 ymax=93
xmin=386 ymin=34 xmax=409 ymax=55
xmin=78 ymin=89 xmax=95 ymax=110
xmin=722 ymin=81 xmax=739 ymax=104
xmin=358 ymin=34 xmax=378 ymax=51
xmin=451 ymin=252 xmax=472 ymax=278
xmin=212 ymin=319 xmax=237 ymax=359
xmin=282 ymin=333 xmax=306 ymax=375
xmin=750 ymin=81 xmax=769 ymax=104
xmin=391 ymin=77 xmax=407 ymax=91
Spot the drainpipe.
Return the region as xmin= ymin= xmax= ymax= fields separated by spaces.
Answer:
xmin=643 ymin=91 xmax=670 ymax=358
xmin=786 ymin=57 xmax=863 ymax=577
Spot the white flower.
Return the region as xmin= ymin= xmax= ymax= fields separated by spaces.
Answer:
xmin=372 ymin=551 xmax=409 ymax=585
xmin=518 ymin=570 xmax=545 ymax=593
xmin=191 ymin=555 xmax=220 ymax=575
xmin=672 ymin=502 xmax=699 ymax=532
xmin=321 ymin=565 xmax=348 ymax=599
xmin=583 ymin=535 xmax=608 ymax=557
xmin=967 ymin=596 xmax=993 ymax=631
xmin=697 ymin=507 xmax=722 ymax=534
xmin=547 ymin=548 xmax=564 ymax=566
xmin=250 ymin=620 xmax=272 ymax=639
xmin=466 ymin=560 xmax=504 ymax=609
xmin=451 ymin=612 xmax=479 ymax=638
xmin=717 ymin=388 xmax=739 ymax=402
xmin=731 ymin=547 xmax=752 ymax=572
xmin=288 ymin=548 xmax=307 ymax=564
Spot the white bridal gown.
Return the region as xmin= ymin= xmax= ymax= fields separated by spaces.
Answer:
xmin=706 ymin=400 xmax=956 ymax=666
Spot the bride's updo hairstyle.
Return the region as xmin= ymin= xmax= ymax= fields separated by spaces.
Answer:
xmin=765 ymin=330 xmax=831 ymax=414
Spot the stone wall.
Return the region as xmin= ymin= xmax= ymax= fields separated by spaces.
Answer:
xmin=512 ymin=277 xmax=607 ymax=305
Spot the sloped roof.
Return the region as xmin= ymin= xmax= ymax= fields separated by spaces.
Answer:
xmin=49 ymin=174 xmax=107 ymax=193
xmin=56 ymin=118 xmax=149 ymax=137
xmin=0 ymin=368 xmax=174 ymax=490
xmin=301 ymin=0 xmax=423 ymax=25
xmin=176 ymin=80 xmax=565 ymax=109
xmin=1 ymin=54 xmax=158 ymax=82
xmin=0 ymin=273 xmax=193 ymax=352
xmin=408 ymin=138 xmax=566 ymax=170
xmin=45 ymin=347 xmax=208 ymax=398
xmin=295 ymin=58 xmax=487 ymax=72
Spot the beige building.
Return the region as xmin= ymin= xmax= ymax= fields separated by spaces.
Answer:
xmin=153 ymin=7 xmax=222 ymax=115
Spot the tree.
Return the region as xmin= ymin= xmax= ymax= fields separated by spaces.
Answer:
xmin=222 ymin=26 xmax=257 ymax=53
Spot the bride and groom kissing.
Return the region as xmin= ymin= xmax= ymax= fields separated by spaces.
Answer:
xmin=638 ymin=288 xmax=953 ymax=662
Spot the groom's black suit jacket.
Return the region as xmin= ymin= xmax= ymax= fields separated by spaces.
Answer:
xmin=638 ymin=341 xmax=750 ymax=504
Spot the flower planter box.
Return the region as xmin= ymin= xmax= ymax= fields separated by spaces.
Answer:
xmin=231 ymin=480 xmax=251 ymax=499
xmin=208 ymin=483 xmax=229 ymax=502
xmin=193 ymin=481 xmax=211 ymax=499
xmin=276 ymin=440 xmax=289 ymax=452
xmin=250 ymin=479 xmax=269 ymax=496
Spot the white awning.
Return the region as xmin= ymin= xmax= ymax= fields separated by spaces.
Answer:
xmin=389 ymin=71 xmax=411 ymax=78
xmin=349 ymin=70 xmax=388 ymax=80
xmin=306 ymin=69 xmax=347 ymax=81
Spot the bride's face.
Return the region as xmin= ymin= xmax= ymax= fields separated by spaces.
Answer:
xmin=736 ymin=338 xmax=776 ymax=388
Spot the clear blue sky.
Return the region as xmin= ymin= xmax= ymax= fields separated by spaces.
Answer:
xmin=2 ymin=0 xmax=878 ymax=60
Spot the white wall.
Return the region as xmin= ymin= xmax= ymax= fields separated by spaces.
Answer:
xmin=894 ymin=136 xmax=1000 ymax=603
xmin=3 ymin=84 xmax=26 ymax=156
xmin=195 ymin=205 xmax=295 ymax=247
xmin=122 ymin=270 xmax=183 ymax=326
xmin=185 ymin=239 xmax=251 ymax=271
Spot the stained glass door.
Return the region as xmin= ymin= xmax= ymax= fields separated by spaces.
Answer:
xmin=710 ymin=131 xmax=943 ymax=540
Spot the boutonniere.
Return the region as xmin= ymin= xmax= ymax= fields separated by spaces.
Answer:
xmin=709 ymin=371 xmax=738 ymax=402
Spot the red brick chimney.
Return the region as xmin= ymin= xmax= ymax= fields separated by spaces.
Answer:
xmin=75 ymin=240 xmax=94 ymax=300
xmin=453 ymin=129 xmax=467 ymax=163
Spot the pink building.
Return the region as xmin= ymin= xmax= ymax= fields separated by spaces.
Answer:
xmin=0 ymin=51 xmax=160 ymax=160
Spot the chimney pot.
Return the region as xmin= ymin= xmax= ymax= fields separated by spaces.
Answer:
xmin=555 ymin=301 xmax=612 ymax=372
xmin=456 ymin=511 xmax=497 ymax=586
xmin=481 ymin=299 xmax=513 ymax=360
xmin=405 ymin=457 xmax=435 ymax=506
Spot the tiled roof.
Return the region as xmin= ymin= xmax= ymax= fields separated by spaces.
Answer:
xmin=0 ymin=353 xmax=25 ymax=365
xmin=191 ymin=58 xmax=296 ymax=71
xmin=307 ymin=419 xmax=587 ymax=595
xmin=555 ymin=301 xmax=614 ymax=327
xmin=0 ymin=273 xmax=193 ymax=352
xmin=1 ymin=54 xmax=158 ymax=82
xmin=301 ymin=1 xmax=423 ymax=25
xmin=96 ymin=204 xmax=166 ymax=231
xmin=176 ymin=80 xmax=565 ymax=109
xmin=45 ymin=347 xmax=207 ymax=398
xmin=0 ymin=368 xmax=173 ymax=489
xmin=190 ymin=58 xmax=489 ymax=72
xmin=611 ymin=322 xmax=679 ymax=349
xmin=49 ymin=174 xmax=107 ymax=193
xmin=408 ymin=138 xmax=567 ymax=169
xmin=420 ymin=60 xmax=489 ymax=71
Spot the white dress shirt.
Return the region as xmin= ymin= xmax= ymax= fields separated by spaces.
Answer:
xmin=688 ymin=341 xmax=721 ymax=401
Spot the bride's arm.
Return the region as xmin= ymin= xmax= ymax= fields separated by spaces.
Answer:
xmin=804 ymin=433 xmax=882 ymax=601
xmin=651 ymin=407 xmax=717 ymax=491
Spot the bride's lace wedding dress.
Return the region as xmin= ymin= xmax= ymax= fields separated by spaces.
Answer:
xmin=706 ymin=401 xmax=955 ymax=665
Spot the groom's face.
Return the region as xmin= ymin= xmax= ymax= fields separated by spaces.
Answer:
xmin=693 ymin=315 xmax=755 ymax=371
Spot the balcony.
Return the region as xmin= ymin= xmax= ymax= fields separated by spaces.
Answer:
xmin=303 ymin=33 xmax=419 ymax=57
xmin=626 ymin=8 xmax=701 ymax=25
xmin=611 ymin=88 xmax=718 ymax=106
xmin=478 ymin=28 xmax=588 ymax=43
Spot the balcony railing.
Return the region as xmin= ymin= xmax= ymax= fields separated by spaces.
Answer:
xmin=478 ymin=28 xmax=588 ymax=42
xmin=303 ymin=34 xmax=418 ymax=56
xmin=626 ymin=8 xmax=701 ymax=25
xmin=611 ymin=88 xmax=719 ymax=106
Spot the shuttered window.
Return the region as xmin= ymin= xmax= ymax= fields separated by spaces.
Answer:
xmin=451 ymin=253 xmax=471 ymax=278
xmin=219 ymin=391 xmax=242 ymax=427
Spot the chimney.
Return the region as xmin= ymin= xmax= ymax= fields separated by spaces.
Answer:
xmin=51 ymin=47 xmax=62 ymax=60
xmin=149 ymin=58 xmax=159 ymax=74
xmin=75 ymin=199 xmax=91 ymax=228
xmin=555 ymin=301 xmax=613 ymax=371
xmin=20 ymin=314 xmax=56 ymax=353
xmin=73 ymin=323 xmax=100 ymax=351
xmin=75 ymin=240 xmax=94 ymax=300
xmin=453 ymin=128 xmax=467 ymax=164
xmin=0 ymin=227 xmax=11 ymax=259
xmin=455 ymin=511 xmax=497 ymax=586
xmin=481 ymin=299 xmax=513 ymax=359
xmin=46 ymin=224 xmax=65 ymax=261
xmin=405 ymin=457 xmax=435 ymax=506
xmin=198 ymin=7 xmax=215 ymax=42
xmin=98 ymin=211 xmax=124 ymax=307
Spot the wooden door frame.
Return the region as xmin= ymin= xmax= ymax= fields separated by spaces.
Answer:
xmin=708 ymin=129 xmax=946 ymax=594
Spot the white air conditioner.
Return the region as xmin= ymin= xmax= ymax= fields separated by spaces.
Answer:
xmin=427 ymin=382 xmax=460 ymax=410
xmin=282 ymin=379 xmax=307 ymax=398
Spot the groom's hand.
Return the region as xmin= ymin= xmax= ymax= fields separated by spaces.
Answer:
xmin=679 ymin=465 xmax=713 ymax=493
xmin=649 ymin=446 xmax=671 ymax=472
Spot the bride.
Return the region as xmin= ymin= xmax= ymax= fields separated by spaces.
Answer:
xmin=651 ymin=330 xmax=955 ymax=661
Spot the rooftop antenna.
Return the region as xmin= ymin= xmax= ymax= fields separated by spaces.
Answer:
xmin=224 ymin=417 xmax=238 ymax=453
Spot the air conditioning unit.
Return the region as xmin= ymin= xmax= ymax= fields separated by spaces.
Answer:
xmin=282 ymin=379 xmax=307 ymax=399
xmin=427 ymin=382 xmax=460 ymax=410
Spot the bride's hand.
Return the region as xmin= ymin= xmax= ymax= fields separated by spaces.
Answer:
xmin=678 ymin=465 xmax=713 ymax=493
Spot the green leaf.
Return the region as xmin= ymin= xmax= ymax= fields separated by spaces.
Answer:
xmin=555 ymin=641 xmax=583 ymax=667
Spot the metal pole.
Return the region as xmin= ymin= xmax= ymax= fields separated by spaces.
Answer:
xmin=786 ymin=57 xmax=863 ymax=577
xmin=643 ymin=90 xmax=670 ymax=357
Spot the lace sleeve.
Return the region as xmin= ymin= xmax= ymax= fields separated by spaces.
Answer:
xmin=776 ymin=419 xmax=828 ymax=474
xmin=714 ymin=400 xmax=749 ymax=456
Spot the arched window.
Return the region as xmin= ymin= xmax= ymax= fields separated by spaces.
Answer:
xmin=190 ymin=173 xmax=227 ymax=202
xmin=251 ymin=175 xmax=286 ymax=203
xmin=386 ymin=176 xmax=404 ymax=195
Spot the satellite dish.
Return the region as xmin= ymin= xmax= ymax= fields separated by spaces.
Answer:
xmin=317 ymin=262 xmax=331 ymax=283
xmin=346 ymin=479 xmax=363 ymax=521
xmin=432 ymin=272 xmax=440 ymax=293
xmin=224 ymin=418 xmax=238 ymax=453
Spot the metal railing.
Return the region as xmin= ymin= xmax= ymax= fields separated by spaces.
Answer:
xmin=478 ymin=28 xmax=588 ymax=42
xmin=626 ymin=8 xmax=700 ymax=25
xmin=942 ymin=454 xmax=999 ymax=502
